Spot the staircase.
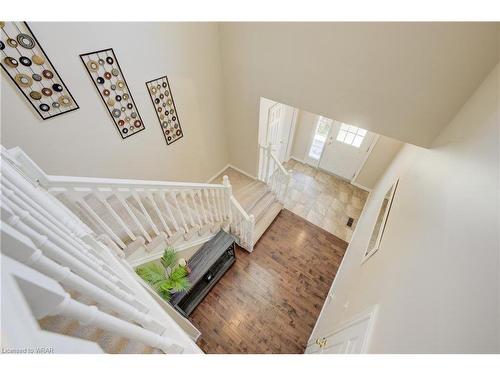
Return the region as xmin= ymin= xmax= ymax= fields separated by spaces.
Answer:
xmin=0 ymin=144 xmax=292 ymax=353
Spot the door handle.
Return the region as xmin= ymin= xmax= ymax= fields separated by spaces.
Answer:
xmin=315 ymin=338 xmax=327 ymax=348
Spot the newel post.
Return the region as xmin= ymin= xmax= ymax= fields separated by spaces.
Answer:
xmin=222 ymin=175 xmax=233 ymax=223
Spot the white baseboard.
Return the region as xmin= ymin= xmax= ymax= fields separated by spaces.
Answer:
xmin=227 ymin=164 xmax=257 ymax=180
xmin=206 ymin=163 xmax=231 ymax=183
xmin=290 ymin=156 xmax=306 ymax=164
xmin=351 ymin=181 xmax=372 ymax=192
xmin=206 ymin=163 xmax=257 ymax=183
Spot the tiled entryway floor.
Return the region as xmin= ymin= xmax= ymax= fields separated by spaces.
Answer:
xmin=282 ymin=159 xmax=368 ymax=242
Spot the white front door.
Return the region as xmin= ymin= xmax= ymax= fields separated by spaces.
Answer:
xmin=319 ymin=121 xmax=376 ymax=181
xmin=306 ymin=306 xmax=378 ymax=354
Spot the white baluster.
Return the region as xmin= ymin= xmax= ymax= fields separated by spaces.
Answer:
xmin=170 ymin=191 xmax=189 ymax=233
xmin=180 ymin=190 xmax=196 ymax=229
xmin=1 ymin=163 xmax=90 ymax=237
xmin=95 ymin=190 xmax=136 ymax=243
xmin=76 ymin=197 xmax=126 ymax=249
xmin=146 ymin=191 xmax=172 ymax=237
xmin=1 ymin=204 xmax=148 ymax=313
xmin=160 ymin=190 xmax=180 ymax=233
xmin=132 ymin=191 xmax=160 ymax=236
xmin=203 ymin=189 xmax=215 ymax=225
xmin=217 ymin=188 xmax=227 ymax=222
xmin=115 ymin=191 xmax=152 ymax=243
xmin=196 ymin=190 xmax=210 ymax=226
xmin=1 ymin=223 xmax=164 ymax=334
xmin=210 ymin=189 xmax=221 ymax=223
xmin=1 ymin=191 xmax=121 ymax=280
xmin=223 ymin=175 xmax=233 ymax=223
xmin=1 ymin=183 xmax=119 ymax=277
xmin=189 ymin=191 xmax=204 ymax=230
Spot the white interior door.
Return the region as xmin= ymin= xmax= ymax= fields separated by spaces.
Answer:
xmin=306 ymin=306 xmax=378 ymax=354
xmin=267 ymin=102 xmax=283 ymax=154
xmin=319 ymin=121 xmax=376 ymax=181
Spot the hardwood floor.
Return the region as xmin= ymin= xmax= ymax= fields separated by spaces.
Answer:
xmin=189 ymin=209 xmax=348 ymax=354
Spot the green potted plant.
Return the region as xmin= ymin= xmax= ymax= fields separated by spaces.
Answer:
xmin=136 ymin=248 xmax=191 ymax=302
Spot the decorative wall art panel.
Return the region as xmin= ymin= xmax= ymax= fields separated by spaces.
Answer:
xmin=145 ymin=76 xmax=183 ymax=145
xmin=80 ymin=48 xmax=145 ymax=139
xmin=0 ymin=21 xmax=79 ymax=120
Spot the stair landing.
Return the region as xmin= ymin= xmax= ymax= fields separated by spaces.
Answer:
xmin=212 ymin=167 xmax=283 ymax=248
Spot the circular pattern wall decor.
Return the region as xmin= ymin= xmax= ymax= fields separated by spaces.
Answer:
xmin=14 ymin=73 xmax=33 ymax=88
xmin=39 ymin=103 xmax=50 ymax=112
xmin=29 ymin=91 xmax=42 ymax=100
xmin=32 ymin=55 xmax=45 ymax=65
xmin=42 ymin=69 xmax=54 ymax=79
xmin=52 ymin=83 xmax=63 ymax=92
xmin=41 ymin=88 xmax=53 ymax=96
xmin=80 ymin=48 xmax=144 ymax=139
xmin=87 ymin=60 xmax=99 ymax=72
xmin=58 ymin=95 xmax=72 ymax=107
xmin=1 ymin=22 xmax=79 ymax=120
xmin=4 ymin=57 xmax=19 ymax=68
xmin=145 ymin=75 xmax=183 ymax=146
xmin=16 ymin=33 xmax=35 ymax=49
xmin=6 ymin=38 xmax=18 ymax=48
xmin=19 ymin=56 xmax=32 ymax=67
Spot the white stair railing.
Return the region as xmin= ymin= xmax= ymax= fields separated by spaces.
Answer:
xmin=2 ymin=146 xmax=257 ymax=256
xmin=0 ymin=151 xmax=202 ymax=353
xmin=3 ymin=147 xmax=235 ymax=256
xmin=258 ymin=143 xmax=293 ymax=204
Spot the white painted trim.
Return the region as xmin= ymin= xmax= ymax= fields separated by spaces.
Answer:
xmin=227 ymin=164 xmax=257 ymax=180
xmin=313 ymin=305 xmax=379 ymax=354
xmin=361 ymin=179 xmax=399 ymax=265
xmin=351 ymin=134 xmax=380 ymax=184
xmin=128 ymin=233 xmax=216 ymax=268
xmin=206 ymin=163 xmax=258 ymax=184
xmin=284 ymin=107 xmax=299 ymax=162
xmin=206 ymin=163 xmax=231 ymax=183
xmin=351 ymin=181 xmax=372 ymax=193
xmin=290 ymin=156 xmax=306 ymax=164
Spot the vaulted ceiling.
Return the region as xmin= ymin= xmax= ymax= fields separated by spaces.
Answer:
xmin=220 ymin=22 xmax=499 ymax=150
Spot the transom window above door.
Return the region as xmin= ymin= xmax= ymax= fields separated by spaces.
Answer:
xmin=336 ymin=124 xmax=368 ymax=148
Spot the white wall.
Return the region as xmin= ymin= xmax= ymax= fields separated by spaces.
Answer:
xmin=290 ymin=110 xmax=318 ymax=162
xmin=220 ymin=23 xmax=499 ymax=176
xmin=353 ymin=136 xmax=403 ymax=190
xmin=1 ymin=22 xmax=229 ymax=183
xmin=310 ymin=63 xmax=500 ymax=353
